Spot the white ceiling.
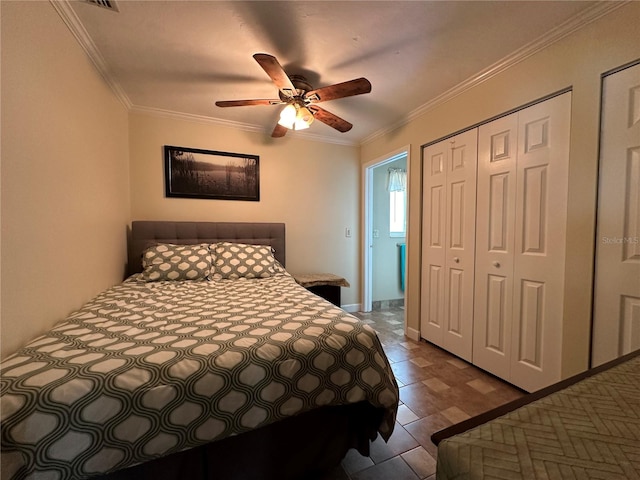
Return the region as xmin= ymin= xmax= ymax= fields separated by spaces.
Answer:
xmin=65 ymin=0 xmax=611 ymax=145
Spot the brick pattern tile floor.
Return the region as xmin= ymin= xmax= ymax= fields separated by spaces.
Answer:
xmin=318 ymin=306 xmax=525 ymax=480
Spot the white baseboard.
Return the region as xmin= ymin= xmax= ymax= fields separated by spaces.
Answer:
xmin=341 ymin=304 xmax=361 ymax=313
xmin=406 ymin=326 xmax=420 ymax=341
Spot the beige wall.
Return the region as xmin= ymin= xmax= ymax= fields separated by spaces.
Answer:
xmin=360 ymin=3 xmax=640 ymax=378
xmin=128 ymin=113 xmax=361 ymax=307
xmin=0 ymin=2 xmax=130 ymax=358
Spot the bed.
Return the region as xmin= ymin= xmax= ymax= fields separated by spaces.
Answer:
xmin=1 ymin=221 xmax=399 ymax=480
xmin=432 ymin=348 xmax=640 ymax=479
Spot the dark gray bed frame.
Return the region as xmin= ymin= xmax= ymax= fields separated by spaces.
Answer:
xmin=128 ymin=221 xmax=286 ymax=276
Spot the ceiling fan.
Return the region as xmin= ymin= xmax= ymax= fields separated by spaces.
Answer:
xmin=215 ymin=53 xmax=372 ymax=138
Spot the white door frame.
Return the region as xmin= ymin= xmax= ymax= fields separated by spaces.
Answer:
xmin=362 ymin=145 xmax=411 ymax=313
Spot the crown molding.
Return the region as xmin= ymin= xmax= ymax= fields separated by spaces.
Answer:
xmin=130 ymin=105 xmax=265 ymax=133
xmin=291 ymin=130 xmax=357 ymax=147
xmin=50 ymin=0 xmax=131 ymax=109
xmin=130 ymin=106 xmax=358 ymax=146
xmin=360 ymin=1 xmax=627 ymax=146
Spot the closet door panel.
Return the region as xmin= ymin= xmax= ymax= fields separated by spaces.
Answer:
xmin=521 ymin=165 xmax=548 ymax=253
xmin=592 ymin=63 xmax=640 ymax=366
xmin=511 ymin=93 xmax=571 ymax=391
xmin=447 ymin=269 xmax=464 ymax=335
xmin=519 ymin=279 xmax=545 ymax=367
xmin=486 ymin=275 xmax=508 ymax=347
xmin=421 ymin=143 xmax=448 ymax=347
xmin=421 ymin=130 xmax=477 ymax=360
xmin=474 ymin=114 xmax=518 ymax=379
xmin=442 ymin=130 xmax=477 ymax=361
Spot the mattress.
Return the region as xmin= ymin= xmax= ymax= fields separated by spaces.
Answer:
xmin=1 ymin=272 xmax=399 ymax=480
xmin=436 ymin=353 xmax=640 ymax=479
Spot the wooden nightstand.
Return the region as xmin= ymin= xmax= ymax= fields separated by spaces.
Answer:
xmin=293 ymin=273 xmax=350 ymax=307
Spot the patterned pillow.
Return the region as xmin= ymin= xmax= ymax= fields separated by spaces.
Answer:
xmin=212 ymin=242 xmax=277 ymax=280
xmin=141 ymin=243 xmax=212 ymax=281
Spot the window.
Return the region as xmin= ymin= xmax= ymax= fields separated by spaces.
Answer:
xmin=389 ymin=190 xmax=406 ymax=237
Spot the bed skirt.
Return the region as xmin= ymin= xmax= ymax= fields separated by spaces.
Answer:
xmin=101 ymin=401 xmax=383 ymax=480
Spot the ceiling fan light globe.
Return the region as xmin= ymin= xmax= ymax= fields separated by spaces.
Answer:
xmin=296 ymin=106 xmax=314 ymax=127
xmin=278 ymin=117 xmax=295 ymax=129
xmin=293 ymin=119 xmax=310 ymax=130
xmin=278 ymin=104 xmax=297 ymax=128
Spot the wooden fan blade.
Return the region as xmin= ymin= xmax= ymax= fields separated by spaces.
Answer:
xmin=271 ymin=123 xmax=288 ymax=138
xmin=305 ymin=78 xmax=371 ymax=103
xmin=253 ymin=53 xmax=296 ymax=98
xmin=215 ymin=99 xmax=283 ymax=107
xmin=308 ymin=106 xmax=353 ymax=133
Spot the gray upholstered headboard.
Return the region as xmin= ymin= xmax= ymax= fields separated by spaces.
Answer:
xmin=128 ymin=221 xmax=286 ymax=276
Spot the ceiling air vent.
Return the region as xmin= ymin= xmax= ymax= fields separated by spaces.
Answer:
xmin=84 ymin=0 xmax=119 ymax=12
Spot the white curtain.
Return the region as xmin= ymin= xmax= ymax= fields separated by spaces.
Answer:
xmin=387 ymin=168 xmax=406 ymax=192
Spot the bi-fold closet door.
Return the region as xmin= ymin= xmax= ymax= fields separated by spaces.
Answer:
xmin=421 ymin=92 xmax=571 ymax=392
xmin=474 ymin=93 xmax=571 ymax=392
xmin=421 ymin=129 xmax=478 ymax=362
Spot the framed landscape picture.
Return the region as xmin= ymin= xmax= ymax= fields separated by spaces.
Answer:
xmin=164 ymin=145 xmax=260 ymax=201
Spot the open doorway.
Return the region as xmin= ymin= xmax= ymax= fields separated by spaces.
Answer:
xmin=363 ymin=146 xmax=410 ymax=323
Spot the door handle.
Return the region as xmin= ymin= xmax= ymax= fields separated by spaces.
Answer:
xmin=453 ymin=257 xmax=460 ymax=263
xmin=492 ymin=261 xmax=501 ymax=268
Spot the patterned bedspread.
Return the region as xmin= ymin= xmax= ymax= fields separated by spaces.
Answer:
xmin=436 ymin=354 xmax=640 ymax=479
xmin=1 ymin=273 xmax=398 ymax=480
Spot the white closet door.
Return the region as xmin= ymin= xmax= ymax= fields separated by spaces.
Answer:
xmin=592 ymin=63 xmax=640 ymax=367
xmin=421 ymin=141 xmax=448 ymax=348
xmin=511 ymin=92 xmax=571 ymax=392
xmin=442 ymin=130 xmax=477 ymax=360
xmin=473 ymin=114 xmax=518 ymax=379
xmin=421 ymin=129 xmax=477 ymax=361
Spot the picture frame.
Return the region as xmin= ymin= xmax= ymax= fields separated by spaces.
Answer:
xmin=164 ymin=145 xmax=260 ymax=201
